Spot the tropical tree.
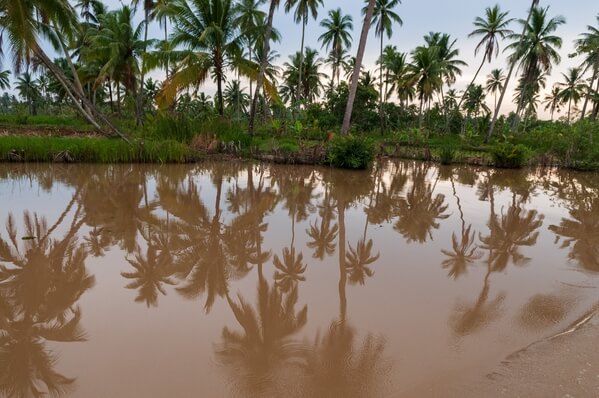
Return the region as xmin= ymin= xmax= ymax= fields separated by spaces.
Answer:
xmin=574 ymin=14 xmax=599 ymax=120
xmin=485 ymin=68 xmax=505 ymax=113
xmin=282 ymin=48 xmax=325 ymax=104
xmin=0 ymin=70 xmax=10 ymax=91
xmin=385 ymin=50 xmax=413 ymax=106
xmin=506 ymin=6 xmax=565 ymax=127
xmin=557 ymin=67 xmax=586 ymax=123
xmin=224 ymin=79 xmax=250 ymax=116
xmin=409 ymin=45 xmax=443 ymax=120
xmin=234 ymin=0 xmax=266 ymax=95
xmin=284 ymin=0 xmax=324 ymax=108
xmin=363 ymin=0 xmax=402 ymax=134
xmin=460 ymin=5 xmax=513 ymax=108
xmin=462 ymin=84 xmax=489 ymax=118
xmin=543 ymin=86 xmax=562 ymax=121
xmin=488 ymin=0 xmax=540 ymax=141
xmin=16 ymin=72 xmax=40 ymax=115
xmin=319 ymin=8 xmax=353 ymax=88
xmin=159 ymin=0 xmax=243 ymax=116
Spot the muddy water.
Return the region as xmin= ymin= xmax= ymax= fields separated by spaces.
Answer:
xmin=0 ymin=161 xmax=598 ymax=397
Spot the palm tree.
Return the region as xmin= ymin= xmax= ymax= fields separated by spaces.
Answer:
xmin=0 ymin=70 xmax=10 ymax=91
xmin=0 ymin=0 xmax=129 ymax=140
xmin=485 ymin=68 xmax=505 ymax=113
xmin=16 ymin=72 xmax=40 ymax=115
xmin=488 ymin=0 xmax=540 ymax=141
xmin=284 ymin=0 xmax=324 ymax=108
xmin=557 ymin=67 xmax=586 ymax=123
xmin=385 ymin=50 xmax=413 ymax=106
xmin=341 ymin=0 xmax=377 ymax=135
xmin=224 ymin=80 xmax=250 ymax=117
xmin=543 ymin=86 xmax=562 ymax=121
xmin=463 ymin=84 xmax=490 ymax=119
xmin=441 ymin=225 xmax=482 ymax=279
xmin=249 ymin=0 xmax=281 ymax=135
xmin=574 ymin=14 xmax=599 ymax=120
xmin=409 ymin=45 xmax=443 ymax=120
xmin=319 ymin=8 xmax=354 ymax=88
xmin=282 ymin=48 xmax=325 ymax=104
xmin=506 ymin=7 xmax=565 ymax=127
xmin=234 ymin=0 xmax=266 ymax=96
xmin=363 ymin=0 xmax=402 ymax=134
xmin=159 ymin=0 xmax=243 ymax=116
xmin=460 ymin=5 xmax=513 ymax=108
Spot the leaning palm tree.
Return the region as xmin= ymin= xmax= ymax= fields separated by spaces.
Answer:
xmin=0 ymin=0 xmax=129 ymax=140
xmin=284 ymin=0 xmax=324 ymax=108
xmin=488 ymin=0 xmax=540 ymax=141
xmin=557 ymin=67 xmax=586 ymax=123
xmin=506 ymin=6 xmax=565 ymax=128
xmin=319 ymin=8 xmax=353 ymax=88
xmin=485 ymin=68 xmax=505 ymax=113
xmin=341 ymin=0 xmax=377 ymax=135
xmin=460 ymin=5 xmax=513 ymax=108
xmin=363 ymin=0 xmax=402 ymax=134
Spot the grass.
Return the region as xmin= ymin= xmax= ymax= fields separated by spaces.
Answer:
xmin=0 ymin=114 xmax=92 ymax=129
xmin=0 ymin=136 xmax=192 ymax=163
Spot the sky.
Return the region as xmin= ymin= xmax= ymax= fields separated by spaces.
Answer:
xmin=12 ymin=0 xmax=599 ymax=118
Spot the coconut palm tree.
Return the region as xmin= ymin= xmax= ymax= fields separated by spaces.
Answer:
xmin=341 ymin=0 xmax=377 ymax=135
xmin=488 ymin=0 xmax=540 ymax=141
xmin=224 ymin=80 xmax=250 ymax=117
xmin=234 ymin=0 xmax=266 ymax=96
xmin=409 ymin=45 xmax=443 ymax=121
xmin=284 ymin=0 xmax=324 ymax=108
xmin=15 ymin=72 xmax=40 ymax=115
xmin=363 ymin=0 xmax=402 ymax=134
xmin=159 ymin=0 xmax=245 ymax=116
xmin=460 ymin=5 xmax=513 ymax=108
xmin=543 ymin=86 xmax=562 ymax=121
xmin=249 ymin=0 xmax=281 ymax=135
xmin=385 ymin=50 xmax=413 ymax=106
xmin=574 ymin=14 xmax=599 ymax=120
xmin=557 ymin=67 xmax=586 ymax=123
xmin=463 ymin=84 xmax=490 ymax=118
xmin=485 ymin=68 xmax=505 ymax=113
xmin=506 ymin=6 xmax=565 ymax=127
xmin=319 ymin=8 xmax=353 ymax=88
xmin=282 ymin=48 xmax=325 ymax=104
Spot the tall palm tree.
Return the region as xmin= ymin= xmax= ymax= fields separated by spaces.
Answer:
xmin=234 ymin=0 xmax=266 ymax=96
xmin=463 ymin=84 xmax=490 ymax=118
xmin=460 ymin=5 xmax=513 ymax=108
xmin=385 ymin=50 xmax=413 ymax=106
xmin=341 ymin=0 xmax=377 ymax=135
xmin=284 ymin=0 xmax=324 ymax=108
xmin=488 ymin=0 xmax=540 ymax=141
xmin=158 ymin=0 xmax=245 ymax=116
xmin=409 ymin=45 xmax=443 ymax=121
xmin=557 ymin=67 xmax=586 ymax=123
xmin=282 ymin=48 xmax=325 ymax=104
xmin=543 ymin=86 xmax=562 ymax=121
xmin=363 ymin=0 xmax=402 ymax=134
xmin=249 ymin=0 xmax=281 ymax=135
xmin=506 ymin=6 xmax=565 ymax=128
xmin=319 ymin=8 xmax=353 ymax=88
xmin=574 ymin=14 xmax=599 ymax=120
xmin=485 ymin=68 xmax=505 ymax=113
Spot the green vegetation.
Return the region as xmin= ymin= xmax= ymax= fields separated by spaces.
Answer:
xmin=0 ymin=137 xmax=191 ymax=163
xmin=0 ymin=1 xmax=598 ymax=170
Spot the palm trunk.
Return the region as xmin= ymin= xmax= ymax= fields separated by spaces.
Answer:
xmin=117 ymin=83 xmax=122 ymax=115
xmin=341 ymin=0 xmax=376 ymax=135
xmin=296 ymin=14 xmax=307 ymax=112
xmin=338 ymin=201 xmax=347 ymax=323
xmin=458 ymin=56 xmax=486 ymax=109
xmin=567 ymin=97 xmax=572 ymax=123
xmin=580 ymin=68 xmax=597 ymax=119
xmin=32 ymin=46 xmax=130 ymax=142
xmin=108 ymin=78 xmax=114 ymax=113
xmin=248 ymin=43 xmax=253 ymax=97
xmin=136 ymin=10 xmax=150 ymax=126
xmin=487 ymin=0 xmax=538 ymax=142
xmin=249 ymin=0 xmax=277 ymax=135
xmin=590 ymin=73 xmax=599 ymax=121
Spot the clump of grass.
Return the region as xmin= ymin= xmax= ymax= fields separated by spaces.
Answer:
xmin=0 ymin=136 xmax=192 ymax=163
xmin=438 ymin=145 xmax=457 ymax=165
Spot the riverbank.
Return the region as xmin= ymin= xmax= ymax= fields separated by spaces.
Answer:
xmin=0 ymin=121 xmax=598 ymax=171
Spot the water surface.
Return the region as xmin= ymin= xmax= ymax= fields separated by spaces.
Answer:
xmin=1 ymin=161 xmax=598 ymax=397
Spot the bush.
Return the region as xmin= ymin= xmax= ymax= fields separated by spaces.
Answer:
xmin=327 ymin=134 xmax=375 ymax=170
xmin=438 ymin=145 xmax=456 ymax=165
xmin=490 ymin=137 xmax=530 ymax=168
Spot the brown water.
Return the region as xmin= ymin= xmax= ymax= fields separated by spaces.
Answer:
xmin=0 ymin=161 xmax=598 ymax=397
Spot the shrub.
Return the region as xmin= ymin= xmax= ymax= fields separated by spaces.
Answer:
xmin=327 ymin=134 xmax=375 ymax=170
xmin=438 ymin=145 xmax=456 ymax=165
xmin=490 ymin=137 xmax=530 ymax=168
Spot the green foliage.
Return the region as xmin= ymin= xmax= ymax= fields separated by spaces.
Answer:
xmin=148 ymin=113 xmax=197 ymax=143
xmin=490 ymin=136 xmax=530 ymax=168
xmin=438 ymin=145 xmax=456 ymax=165
xmin=327 ymin=135 xmax=375 ymax=170
xmin=0 ymin=137 xmax=191 ymax=163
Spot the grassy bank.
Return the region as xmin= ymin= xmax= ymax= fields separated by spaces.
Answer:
xmin=0 ymin=136 xmax=192 ymax=163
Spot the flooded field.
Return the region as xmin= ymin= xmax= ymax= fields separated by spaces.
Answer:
xmin=0 ymin=161 xmax=598 ymax=397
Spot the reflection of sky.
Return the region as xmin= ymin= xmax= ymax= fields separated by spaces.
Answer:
xmin=83 ymin=0 xmax=599 ymax=118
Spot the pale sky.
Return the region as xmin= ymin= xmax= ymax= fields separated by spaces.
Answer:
xmin=14 ymin=1 xmax=599 ymax=118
